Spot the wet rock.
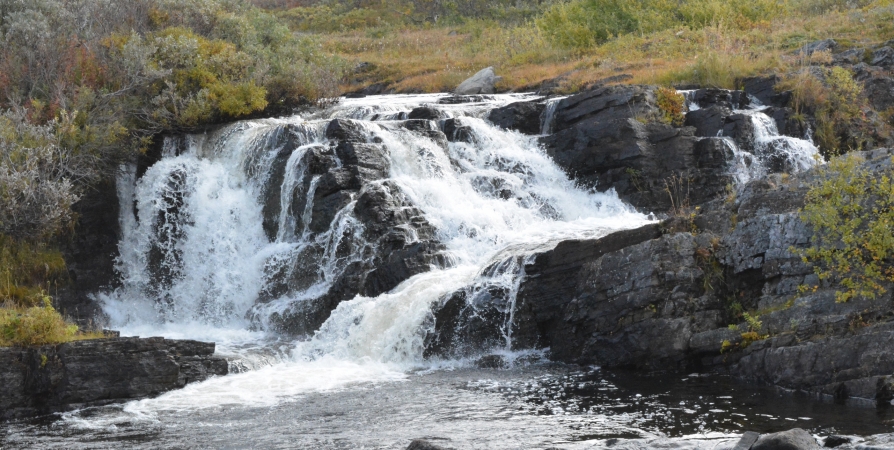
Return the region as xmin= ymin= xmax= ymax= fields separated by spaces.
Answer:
xmin=752 ymin=428 xmax=820 ymax=450
xmin=442 ymin=118 xmax=475 ymax=143
xmin=408 ymin=106 xmax=446 ymax=120
xmin=0 ymin=337 xmax=227 ymax=420
xmin=823 ymin=435 xmax=851 ymax=447
xmin=763 ymin=106 xmax=810 ymax=139
xmin=487 ymin=100 xmax=545 ymax=135
xmin=407 ymin=439 xmax=449 ymax=450
xmin=438 ymin=95 xmax=492 ymax=104
xmin=455 ymin=67 xmax=502 ymax=95
xmin=53 ymin=177 xmax=120 ymax=326
xmin=326 ymin=118 xmax=369 ymax=142
xmin=687 ymin=88 xmax=750 ymax=110
xmin=733 ymin=431 xmax=760 ymax=450
xmin=742 ymin=76 xmax=792 ymax=107
xmin=685 ymin=105 xmax=730 ymax=137
xmin=474 ymin=354 xmax=508 ymax=369
xmin=541 ymin=117 xmax=732 ymax=213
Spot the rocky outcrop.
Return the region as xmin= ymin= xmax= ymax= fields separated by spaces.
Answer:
xmin=541 ymin=112 xmax=734 ymax=212
xmin=425 ymin=146 xmax=894 ymax=403
xmin=0 ymin=337 xmax=227 ymax=419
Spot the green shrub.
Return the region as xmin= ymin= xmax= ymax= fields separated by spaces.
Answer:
xmin=656 ymin=87 xmax=685 ymax=126
xmin=537 ymin=0 xmax=786 ymax=50
xmin=799 ymin=154 xmax=894 ymax=302
xmin=779 ymin=66 xmax=868 ymax=155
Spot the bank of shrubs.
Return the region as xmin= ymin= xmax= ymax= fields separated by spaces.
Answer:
xmin=0 ymin=0 xmax=346 ymax=345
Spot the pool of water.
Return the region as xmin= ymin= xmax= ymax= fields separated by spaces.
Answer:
xmin=3 ymin=362 xmax=893 ymax=449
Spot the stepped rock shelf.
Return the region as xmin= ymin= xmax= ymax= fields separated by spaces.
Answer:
xmin=0 ymin=336 xmax=227 ymax=419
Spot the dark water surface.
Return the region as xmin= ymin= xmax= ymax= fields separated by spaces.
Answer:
xmin=3 ymin=363 xmax=892 ymax=449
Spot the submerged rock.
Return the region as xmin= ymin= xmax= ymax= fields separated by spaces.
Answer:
xmin=752 ymin=428 xmax=821 ymax=450
xmin=407 ymin=439 xmax=450 ymax=450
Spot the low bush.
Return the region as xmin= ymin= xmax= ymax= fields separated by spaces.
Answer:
xmin=799 ymin=154 xmax=894 ymax=302
xmin=0 ymin=300 xmax=103 ymax=347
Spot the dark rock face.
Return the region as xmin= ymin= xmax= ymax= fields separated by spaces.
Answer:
xmin=687 ymin=88 xmax=750 ymax=110
xmin=487 ymin=100 xmax=546 ymax=135
xmin=425 ymin=150 xmax=894 ymax=402
xmin=54 ymin=179 xmax=121 ymax=326
xmin=863 ymin=72 xmax=894 ymax=112
xmin=541 ymin=114 xmax=733 ymax=213
xmin=752 ymin=428 xmax=820 ymax=450
xmin=742 ymin=75 xmax=792 ymax=108
xmin=259 ymin=119 xmax=447 ymax=335
xmin=550 ymin=85 xmax=658 ymax=133
xmin=488 ymin=101 xmax=546 ymax=135
xmin=0 ymin=337 xmax=227 ymax=419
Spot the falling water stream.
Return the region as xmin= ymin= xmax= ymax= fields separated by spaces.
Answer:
xmin=2 ymin=94 xmax=889 ymax=450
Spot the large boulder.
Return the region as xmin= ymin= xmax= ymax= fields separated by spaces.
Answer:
xmin=455 ymin=67 xmax=502 ymax=95
xmin=541 ymin=116 xmax=734 ymax=213
xmin=549 ymin=84 xmax=658 ymax=133
xmin=487 ymin=100 xmax=546 ymax=135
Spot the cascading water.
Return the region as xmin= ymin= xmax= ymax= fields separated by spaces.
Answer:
xmin=10 ymin=92 xmax=893 ymax=450
xmin=98 ymin=93 xmax=648 ymax=383
xmin=682 ymin=91 xmax=821 ymax=184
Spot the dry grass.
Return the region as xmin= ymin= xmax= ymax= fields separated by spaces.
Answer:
xmin=319 ymin=3 xmax=894 ymax=93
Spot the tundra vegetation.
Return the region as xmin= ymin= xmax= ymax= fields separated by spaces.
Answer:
xmin=2 ymin=0 xmax=893 ymax=345
xmin=0 ymin=0 xmax=344 ymax=346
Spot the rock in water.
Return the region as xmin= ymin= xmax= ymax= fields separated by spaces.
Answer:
xmin=752 ymin=428 xmax=821 ymax=450
xmin=407 ymin=439 xmax=449 ymax=450
xmin=455 ymin=67 xmax=502 ymax=95
xmin=733 ymin=431 xmax=760 ymax=450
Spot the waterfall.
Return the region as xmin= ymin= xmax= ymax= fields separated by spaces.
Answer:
xmin=682 ymin=90 xmax=821 ymax=185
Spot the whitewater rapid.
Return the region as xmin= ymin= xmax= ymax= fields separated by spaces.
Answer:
xmin=93 ymin=94 xmax=651 ymax=416
xmin=88 ymin=91 xmax=823 ymax=420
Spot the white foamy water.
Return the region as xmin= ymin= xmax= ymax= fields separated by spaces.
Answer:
xmin=682 ymin=90 xmax=821 ymax=185
xmin=92 ymin=94 xmax=650 ymax=419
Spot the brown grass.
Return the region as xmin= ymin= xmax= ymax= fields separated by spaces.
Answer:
xmin=321 ymin=4 xmax=894 ymax=94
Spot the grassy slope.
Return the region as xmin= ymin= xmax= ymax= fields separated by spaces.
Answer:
xmin=296 ymin=3 xmax=894 ymax=94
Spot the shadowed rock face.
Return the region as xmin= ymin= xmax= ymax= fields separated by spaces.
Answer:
xmin=487 ymin=100 xmax=545 ymax=135
xmin=258 ymin=119 xmax=447 ymax=335
xmin=0 ymin=337 xmax=227 ymax=419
